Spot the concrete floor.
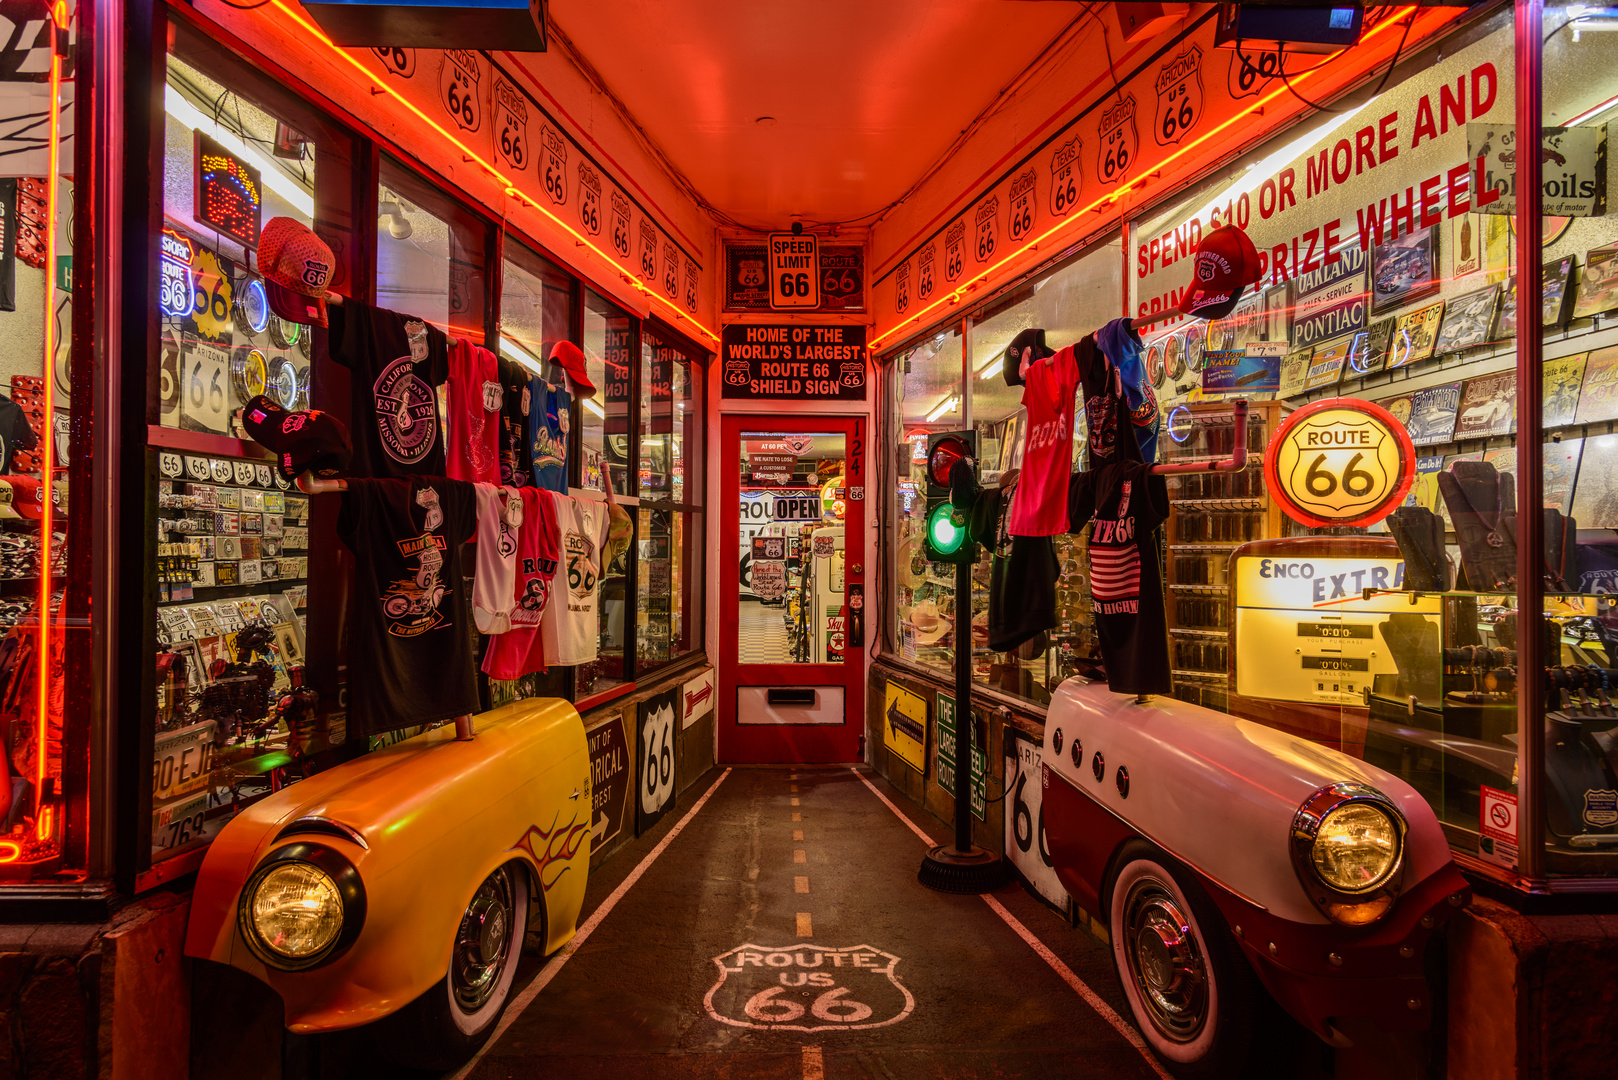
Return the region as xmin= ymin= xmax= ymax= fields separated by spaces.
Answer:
xmin=447 ymin=765 xmax=1167 ymax=1080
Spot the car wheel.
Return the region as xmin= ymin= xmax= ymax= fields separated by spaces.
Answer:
xmin=1107 ymin=847 xmax=1263 ymax=1079
xmin=376 ymin=862 xmax=530 ymax=1070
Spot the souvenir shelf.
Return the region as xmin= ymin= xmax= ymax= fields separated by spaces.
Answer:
xmin=1161 ymin=399 xmax=1290 ymax=710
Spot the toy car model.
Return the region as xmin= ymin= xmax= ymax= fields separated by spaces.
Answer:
xmin=185 ymin=698 xmax=592 ymax=1068
xmin=1041 ymin=679 xmax=1469 ymax=1077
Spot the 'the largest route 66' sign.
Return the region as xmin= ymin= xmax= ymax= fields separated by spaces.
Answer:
xmin=439 ymin=51 xmax=482 ymax=133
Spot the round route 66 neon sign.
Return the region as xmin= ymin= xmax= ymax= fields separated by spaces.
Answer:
xmin=1264 ymin=397 xmax=1416 ymax=529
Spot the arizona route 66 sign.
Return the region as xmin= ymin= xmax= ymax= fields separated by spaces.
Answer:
xmin=439 ymin=51 xmax=482 ymax=133
xmin=704 ymin=944 xmax=914 ymax=1033
xmin=1154 ymin=44 xmax=1204 ymax=147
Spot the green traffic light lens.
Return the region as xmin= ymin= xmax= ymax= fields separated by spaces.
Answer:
xmin=928 ymin=502 xmax=967 ymax=555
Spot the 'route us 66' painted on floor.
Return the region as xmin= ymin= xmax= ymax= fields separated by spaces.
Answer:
xmin=704 ymin=944 xmax=915 ymax=1032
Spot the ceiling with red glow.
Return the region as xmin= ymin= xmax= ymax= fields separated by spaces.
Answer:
xmin=548 ymin=0 xmax=1083 ymax=231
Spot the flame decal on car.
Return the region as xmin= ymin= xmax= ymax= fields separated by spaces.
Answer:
xmin=509 ymin=809 xmax=591 ymax=892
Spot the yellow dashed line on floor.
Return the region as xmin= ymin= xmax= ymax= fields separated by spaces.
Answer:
xmin=793 ymin=849 xmax=806 ymax=863
xmin=791 ymin=797 xmax=799 ymax=806
xmin=790 ymin=784 xmax=799 ymax=792
xmin=795 ymin=876 xmax=809 ymax=893
xmin=796 ymin=912 xmax=813 ymax=937
xmin=793 ymin=829 xmax=803 ymax=840
xmin=801 ymin=1045 xmax=824 ymax=1079
xmin=792 ymin=812 xmax=801 ymax=822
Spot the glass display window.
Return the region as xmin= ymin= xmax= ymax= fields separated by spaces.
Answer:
xmin=637 ymin=327 xmax=704 ymax=673
xmin=581 ymin=290 xmax=633 ymax=496
xmin=376 ymin=158 xmax=490 ymax=345
xmin=146 ymin=25 xmax=360 ymax=878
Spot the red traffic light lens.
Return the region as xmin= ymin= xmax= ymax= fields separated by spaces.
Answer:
xmin=929 ymin=437 xmax=971 ymax=487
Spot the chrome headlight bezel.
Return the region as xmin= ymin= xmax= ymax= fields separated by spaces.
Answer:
xmin=1290 ymin=783 xmax=1407 ymax=925
xmin=237 ymin=842 xmax=367 ymax=971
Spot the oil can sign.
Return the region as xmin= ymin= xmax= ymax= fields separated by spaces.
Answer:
xmin=704 ymin=944 xmax=914 ymax=1032
xmin=638 ymin=688 xmax=679 ymax=834
xmin=721 ymin=325 xmax=867 ymax=401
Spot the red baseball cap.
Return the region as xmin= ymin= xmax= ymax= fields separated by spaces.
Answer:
xmin=550 ymin=340 xmax=597 ymax=399
xmin=1182 ymin=225 xmax=1263 ymax=320
xmin=6 ymin=475 xmax=43 ymax=520
xmin=258 ymin=217 xmax=336 ymax=328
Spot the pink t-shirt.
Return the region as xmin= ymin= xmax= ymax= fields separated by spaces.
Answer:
xmin=1007 ymin=345 xmax=1079 ymax=536
xmin=481 ymin=487 xmax=561 ymax=680
xmin=447 ymin=338 xmax=500 ymax=484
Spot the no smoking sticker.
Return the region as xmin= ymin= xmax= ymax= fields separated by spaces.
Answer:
xmin=1479 ymin=785 xmax=1518 ymax=869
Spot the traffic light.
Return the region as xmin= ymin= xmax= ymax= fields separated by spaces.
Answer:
xmin=924 ymin=430 xmax=977 ymax=563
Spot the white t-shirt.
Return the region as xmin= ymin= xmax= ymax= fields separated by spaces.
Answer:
xmin=472 ymin=484 xmax=523 ymax=634
xmin=540 ymin=493 xmax=611 ymax=665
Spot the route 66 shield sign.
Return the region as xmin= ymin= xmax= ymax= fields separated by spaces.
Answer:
xmin=1007 ymin=170 xmax=1035 ymax=243
xmin=973 ymin=196 xmax=999 ymax=264
xmin=944 ymin=221 xmax=965 ymax=283
xmin=895 ymin=263 xmax=910 ymax=315
xmin=1049 ymin=135 xmax=1081 ymax=218
xmin=1154 ymin=45 xmax=1204 ymax=147
xmin=493 ymin=78 xmax=529 ymax=173
xmin=704 ymin=944 xmax=914 ymax=1033
xmin=917 ymin=244 xmax=936 ymax=301
xmin=439 ymin=51 xmax=482 ymax=133
xmin=1096 ymin=95 xmax=1138 ymax=187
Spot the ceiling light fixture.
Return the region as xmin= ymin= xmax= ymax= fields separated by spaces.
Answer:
xmin=378 ymin=193 xmax=413 ymax=240
xmin=925 ymin=395 xmax=960 ymax=422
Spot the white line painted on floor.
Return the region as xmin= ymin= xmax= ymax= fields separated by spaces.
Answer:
xmin=448 ymin=768 xmax=734 ymax=1080
xmin=849 ymin=767 xmax=1174 ymax=1080
xmin=802 ymin=1045 xmax=824 ymax=1080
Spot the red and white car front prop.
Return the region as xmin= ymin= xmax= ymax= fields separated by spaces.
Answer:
xmin=1041 ymin=678 xmax=1469 ymax=1075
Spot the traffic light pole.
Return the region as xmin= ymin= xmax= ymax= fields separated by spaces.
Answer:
xmin=917 ymin=513 xmax=1010 ymax=894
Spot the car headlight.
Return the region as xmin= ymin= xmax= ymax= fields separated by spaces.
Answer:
xmin=1291 ymin=784 xmax=1406 ymax=926
xmin=239 ymin=842 xmax=366 ymax=970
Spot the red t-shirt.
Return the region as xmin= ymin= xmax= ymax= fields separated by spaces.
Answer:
xmin=481 ymin=487 xmax=562 ymax=680
xmin=447 ymin=338 xmax=500 ymax=484
xmin=1008 ymin=344 xmax=1079 ymax=536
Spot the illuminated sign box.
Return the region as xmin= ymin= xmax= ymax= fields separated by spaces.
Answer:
xmin=304 ymin=0 xmax=547 ymax=51
xmin=194 ymin=131 xmax=262 ymax=249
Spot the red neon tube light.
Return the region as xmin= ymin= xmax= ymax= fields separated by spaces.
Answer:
xmin=35 ymin=2 xmax=64 ymax=811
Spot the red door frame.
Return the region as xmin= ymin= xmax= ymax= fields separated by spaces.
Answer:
xmin=719 ymin=414 xmax=866 ymax=763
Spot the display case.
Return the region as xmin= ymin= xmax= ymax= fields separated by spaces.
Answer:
xmin=1161 ymin=399 xmax=1288 ymax=711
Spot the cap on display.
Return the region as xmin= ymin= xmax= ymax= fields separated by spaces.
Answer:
xmin=549 ymin=340 xmax=597 ymax=399
xmin=258 ymin=217 xmax=336 ymax=328
xmin=241 ymin=395 xmax=353 ymax=480
xmin=1181 ymin=224 xmax=1263 ymax=320
xmin=6 ymin=476 xmax=43 ymax=520
xmin=1002 ymin=327 xmax=1055 ymax=387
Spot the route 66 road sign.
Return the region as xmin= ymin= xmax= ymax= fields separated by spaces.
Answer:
xmin=704 ymin=944 xmax=914 ymax=1033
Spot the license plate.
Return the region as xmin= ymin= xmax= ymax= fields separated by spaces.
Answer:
xmin=152 ymin=720 xmax=216 ymax=800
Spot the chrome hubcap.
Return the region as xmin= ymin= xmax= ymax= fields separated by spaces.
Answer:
xmin=1123 ymin=882 xmax=1208 ymax=1042
xmin=452 ymin=868 xmax=516 ymax=1012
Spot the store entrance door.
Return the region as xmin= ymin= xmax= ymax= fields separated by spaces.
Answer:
xmin=719 ymin=415 xmax=866 ymax=763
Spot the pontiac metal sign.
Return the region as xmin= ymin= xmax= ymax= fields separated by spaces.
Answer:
xmin=1264 ymin=397 xmax=1415 ymax=528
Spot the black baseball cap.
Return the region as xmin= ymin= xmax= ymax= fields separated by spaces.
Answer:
xmin=241 ymin=395 xmax=352 ymax=480
xmin=1003 ymin=328 xmax=1055 ymax=387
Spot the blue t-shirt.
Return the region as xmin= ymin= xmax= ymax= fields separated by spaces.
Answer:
xmin=527 ymin=377 xmax=571 ymax=493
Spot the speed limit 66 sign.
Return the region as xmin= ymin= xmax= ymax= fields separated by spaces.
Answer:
xmin=1265 ymin=397 xmax=1416 ymax=529
xmin=768 ymin=232 xmax=819 ymax=309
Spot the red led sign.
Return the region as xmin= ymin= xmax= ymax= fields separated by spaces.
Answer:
xmin=193 ymin=131 xmax=263 ymax=248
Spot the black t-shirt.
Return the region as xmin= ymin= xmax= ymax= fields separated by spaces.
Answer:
xmin=1068 ymin=461 xmax=1171 ymax=695
xmin=496 ymin=356 xmax=531 ymax=488
xmin=0 ymin=398 xmax=37 ymax=474
xmin=1075 ymin=335 xmax=1155 ymax=469
xmin=327 ymin=299 xmax=449 ymax=478
xmin=970 ymin=484 xmax=1057 ymax=652
xmin=338 ymin=476 xmax=478 ymax=737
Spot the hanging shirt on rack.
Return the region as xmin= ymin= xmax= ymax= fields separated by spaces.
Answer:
xmin=527 ymin=376 xmax=571 ymax=494
xmin=447 ymin=338 xmax=501 ymax=484
xmin=338 ymin=476 xmax=479 ymax=736
xmin=497 ymin=356 xmax=532 ymax=488
xmin=1068 ymin=459 xmax=1171 ymax=695
xmin=540 ymin=493 xmax=611 ymax=666
xmin=0 ymin=396 xmax=38 ymax=475
xmin=482 ymin=486 xmax=561 ymax=680
xmin=472 ymin=484 xmax=523 ymax=634
xmin=969 ymin=480 xmax=1058 ymax=652
xmin=327 ymin=298 xmax=449 ymax=478
xmin=1007 ymin=341 xmax=1080 ymax=537
xmin=1096 ymin=318 xmax=1160 ymax=464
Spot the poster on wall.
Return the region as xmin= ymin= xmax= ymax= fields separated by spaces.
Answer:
xmin=719 ymin=324 xmax=867 ymax=400
xmin=587 ymin=712 xmax=631 ymax=850
xmin=1004 ymin=728 xmax=1069 ymax=912
xmin=882 ymin=680 xmax=926 ymax=773
xmin=637 ymin=688 xmax=679 ymax=834
xmin=1369 ymin=226 xmax=1439 ymax=315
